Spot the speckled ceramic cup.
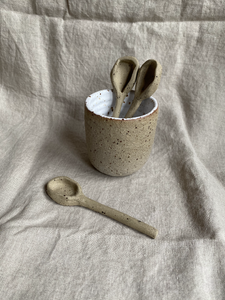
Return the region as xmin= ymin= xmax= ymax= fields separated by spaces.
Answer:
xmin=85 ymin=89 xmax=158 ymax=176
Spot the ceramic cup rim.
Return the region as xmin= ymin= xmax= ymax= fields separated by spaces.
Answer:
xmin=85 ymin=89 xmax=158 ymax=121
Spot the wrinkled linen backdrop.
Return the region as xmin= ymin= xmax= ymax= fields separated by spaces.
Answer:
xmin=0 ymin=1 xmax=225 ymax=299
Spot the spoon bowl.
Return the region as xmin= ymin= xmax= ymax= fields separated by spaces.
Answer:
xmin=125 ymin=59 xmax=162 ymax=118
xmin=111 ymin=56 xmax=139 ymax=118
xmin=46 ymin=176 xmax=158 ymax=239
xmin=47 ymin=177 xmax=82 ymax=206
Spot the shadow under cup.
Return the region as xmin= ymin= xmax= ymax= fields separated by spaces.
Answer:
xmin=85 ymin=89 xmax=158 ymax=176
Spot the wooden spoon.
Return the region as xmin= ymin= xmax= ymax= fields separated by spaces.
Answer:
xmin=110 ymin=56 xmax=139 ymax=118
xmin=125 ymin=59 xmax=162 ymax=118
xmin=46 ymin=176 xmax=158 ymax=239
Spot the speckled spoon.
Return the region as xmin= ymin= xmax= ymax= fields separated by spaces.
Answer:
xmin=111 ymin=56 xmax=139 ymax=118
xmin=125 ymin=59 xmax=162 ymax=118
xmin=46 ymin=176 xmax=158 ymax=239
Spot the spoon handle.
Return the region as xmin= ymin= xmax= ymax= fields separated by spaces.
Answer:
xmin=79 ymin=195 xmax=158 ymax=239
xmin=125 ymin=96 xmax=141 ymax=118
xmin=113 ymin=93 xmax=126 ymax=118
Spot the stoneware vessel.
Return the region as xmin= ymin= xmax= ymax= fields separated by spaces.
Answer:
xmin=85 ymin=89 xmax=158 ymax=176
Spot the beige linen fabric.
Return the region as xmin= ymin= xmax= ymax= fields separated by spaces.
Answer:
xmin=0 ymin=1 xmax=225 ymax=299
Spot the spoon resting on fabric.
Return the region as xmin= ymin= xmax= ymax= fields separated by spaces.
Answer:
xmin=125 ymin=59 xmax=162 ymax=118
xmin=46 ymin=176 xmax=158 ymax=239
xmin=111 ymin=56 xmax=139 ymax=118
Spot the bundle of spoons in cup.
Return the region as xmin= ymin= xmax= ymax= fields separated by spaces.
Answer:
xmin=110 ymin=56 xmax=162 ymax=118
xmin=84 ymin=55 xmax=162 ymax=177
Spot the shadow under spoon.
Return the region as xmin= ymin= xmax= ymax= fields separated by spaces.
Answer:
xmin=46 ymin=176 xmax=158 ymax=239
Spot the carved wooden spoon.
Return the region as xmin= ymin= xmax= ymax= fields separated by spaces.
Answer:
xmin=111 ymin=56 xmax=139 ymax=118
xmin=125 ymin=59 xmax=162 ymax=118
xmin=46 ymin=176 xmax=158 ymax=239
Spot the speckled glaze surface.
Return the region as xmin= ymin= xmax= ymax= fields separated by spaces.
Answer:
xmin=85 ymin=89 xmax=158 ymax=176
